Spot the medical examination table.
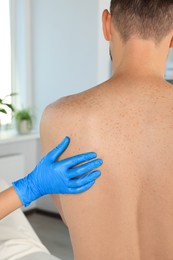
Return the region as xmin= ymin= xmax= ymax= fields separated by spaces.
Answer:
xmin=0 ymin=179 xmax=61 ymax=260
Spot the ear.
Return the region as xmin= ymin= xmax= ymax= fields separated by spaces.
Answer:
xmin=102 ymin=9 xmax=112 ymax=41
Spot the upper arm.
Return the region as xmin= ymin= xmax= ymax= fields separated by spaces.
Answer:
xmin=40 ymin=96 xmax=85 ymax=224
xmin=40 ymin=101 xmax=68 ymax=156
xmin=40 ymin=100 xmax=71 ymax=222
xmin=39 ymin=96 xmax=94 ymax=225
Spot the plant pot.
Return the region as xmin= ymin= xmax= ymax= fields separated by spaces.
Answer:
xmin=17 ymin=120 xmax=32 ymax=135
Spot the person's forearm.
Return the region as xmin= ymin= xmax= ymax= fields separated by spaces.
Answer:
xmin=0 ymin=187 xmax=23 ymax=220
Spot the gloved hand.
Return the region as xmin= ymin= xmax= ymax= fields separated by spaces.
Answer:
xmin=12 ymin=137 xmax=103 ymax=207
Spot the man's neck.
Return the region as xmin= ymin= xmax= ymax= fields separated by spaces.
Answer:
xmin=111 ymin=38 xmax=169 ymax=79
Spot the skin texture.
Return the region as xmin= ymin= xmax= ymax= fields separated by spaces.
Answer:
xmin=40 ymin=9 xmax=173 ymax=260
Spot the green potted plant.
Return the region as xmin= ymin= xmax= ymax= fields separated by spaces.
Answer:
xmin=15 ymin=108 xmax=33 ymax=134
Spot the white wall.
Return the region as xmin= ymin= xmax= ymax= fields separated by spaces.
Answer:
xmin=31 ymin=0 xmax=102 ymax=126
xmin=97 ymin=0 xmax=112 ymax=84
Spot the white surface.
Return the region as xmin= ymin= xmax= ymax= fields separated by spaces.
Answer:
xmin=18 ymin=252 xmax=60 ymax=260
xmin=0 ymin=134 xmax=40 ymax=210
xmin=0 ymin=180 xmax=50 ymax=260
xmin=0 ymin=154 xmax=25 ymax=184
xmin=0 ymin=130 xmax=39 ymax=145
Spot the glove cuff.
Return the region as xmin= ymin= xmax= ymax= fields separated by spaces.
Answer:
xmin=12 ymin=173 xmax=41 ymax=207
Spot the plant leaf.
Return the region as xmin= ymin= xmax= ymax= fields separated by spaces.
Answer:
xmin=0 ymin=109 xmax=7 ymax=114
xmin=4 ymin=93 xmax=18 ymax=99
xmin=3 ymin=103 xmax=15 ymax=112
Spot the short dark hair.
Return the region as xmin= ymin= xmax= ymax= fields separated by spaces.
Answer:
xmin=110 ymin=0 xmax=173 ymax=44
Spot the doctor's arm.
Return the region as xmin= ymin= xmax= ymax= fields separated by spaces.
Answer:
xmin=0 ymin=187 xmax=22 ymax=220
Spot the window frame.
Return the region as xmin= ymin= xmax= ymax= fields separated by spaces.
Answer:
xmin=10 ymin=0 xmax=33 ymax=110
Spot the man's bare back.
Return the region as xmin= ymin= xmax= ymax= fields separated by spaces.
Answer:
xmin=40 ymin=1 xmax=173 ymax=258
xmin=40 ymin=75 xmax=173 ymax=259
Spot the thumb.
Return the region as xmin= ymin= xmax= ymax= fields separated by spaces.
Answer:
xmin=47 ymin=136 xmax=70 ymax=162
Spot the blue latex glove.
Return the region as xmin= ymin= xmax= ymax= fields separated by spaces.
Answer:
xmin=12 ymin=137 xmax=103 ymax=207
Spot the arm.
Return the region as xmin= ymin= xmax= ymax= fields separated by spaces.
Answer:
xmin=40 ymin=103 xmax=68 ymax=221
xmin=40 ymin=101 xmax=94 ymax=222
xmin=0 ymin=187 xmax=23 ymax=220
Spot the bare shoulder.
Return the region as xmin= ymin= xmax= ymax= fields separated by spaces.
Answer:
xmin=40 ymin=82 xmax=108 ymax=155
xmin=40 ymin=94 xmax=81 ymax=155
xmin=43 ymin=84 xmax=100 ymax=114
xmin=41 ymin=88 xmax=96 ymax=130
xmin=40 ymin=80 xmax=109 ymax=127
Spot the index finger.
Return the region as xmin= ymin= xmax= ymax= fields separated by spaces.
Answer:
xmin=47 ymin=137 xmax=70 ymax=162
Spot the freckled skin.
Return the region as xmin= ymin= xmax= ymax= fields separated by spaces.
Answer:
xmin=40 ymin=76 xmax=173 ymax=260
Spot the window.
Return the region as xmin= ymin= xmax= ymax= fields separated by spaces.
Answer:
xmin=0 ymin=0 xmax=12 ymax=125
